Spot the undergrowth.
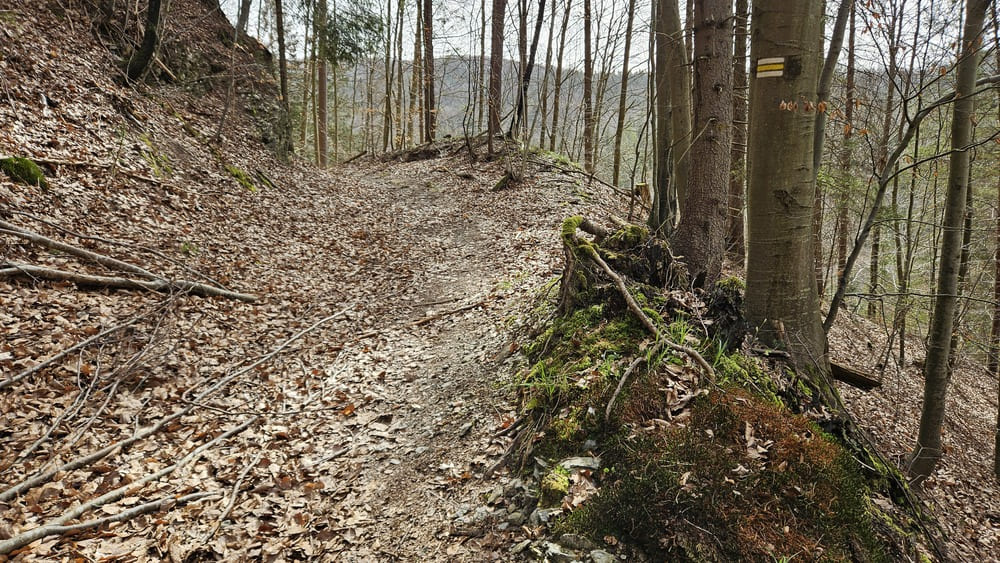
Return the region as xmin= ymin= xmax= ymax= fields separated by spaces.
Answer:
xmin=509 ymin=220 xmax=931 ymax=562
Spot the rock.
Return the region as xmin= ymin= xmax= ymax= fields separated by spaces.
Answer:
xmin=589 ymin=549 xmax=617 ymax=563
xmin=540 ymin=467 xmax=570 ymax=507
xmin=510 ymin=539 xmax=532 ymax=554
xmin=486 ymin=484 xmax=504 ymax=505
xmin=559 ymin=533 xmax=597 ymax=551
xmin=559 ymin=456 xmax=601 ymax=471
xmin=528 ymin=507 xmax=562 ymax=526
xmin=543 ymin=541 xmax=579 ymax=563
xmin=506 ymin=511 xmax=525 ymax=525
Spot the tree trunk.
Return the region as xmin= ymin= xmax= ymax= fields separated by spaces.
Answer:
xmin=582 ymin=0 xmax=594 ymax=173
xmin=274 ymin=0 xmax=292 ymax=156
xmin=382 ymin=0 xmax=394 ymax=152
xmin=236 ymin=0 xmax=251 ymax=37
xmin=422 ymin=0 xmax=436 ymax=143
xmin=549 ymin=0 xmax=570 ymax=151
xmin=611 ymin=0 xmax=636 ymax=187
xmin=726 ymin=0 xmax=748 ymax=262
xmin=909 ymin=0 xmax=987 ymax=484
xmin=812 ymin=0 xmax=853 ymax=296
xmin=835 ymin=1 xmax=856 ymax=288
xmin=662 ymin=0 xmax=691 ymax=218
xmin=510 ymin=0 xmax=545 ymax=136
xmin=487 ymin=0 xmax=506 ymax=156
xmin=125 ymin=0 xmax=162 ymax=83
xmin=316 ymin=0 xmax=329 ymax=167
xmin=649 ymin=0 xmax=672 ymax=237
xmin=478 ymin=0 xmax=487 ymax=133
xmin=672 ymin=0 xmax=733 ymax=287
xmin=746 ymin=0 xmax=837 ymax=408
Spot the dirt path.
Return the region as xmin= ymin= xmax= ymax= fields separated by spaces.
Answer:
xmin=0 ymin=150 xmax=622 ymax=560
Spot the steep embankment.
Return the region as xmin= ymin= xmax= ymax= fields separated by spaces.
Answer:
xmin=0 ymin=1 xmax=625 ymax=559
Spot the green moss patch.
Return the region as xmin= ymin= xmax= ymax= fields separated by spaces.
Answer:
xmin=225 ymin=164 xmax=257 ymax=192
xmin=0 ymin=157 xmax=48 ymax=189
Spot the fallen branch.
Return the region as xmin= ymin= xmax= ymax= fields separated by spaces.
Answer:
xmin=203 ymin=450 xmax=263 ymax=542
xmin=7 ymin=209 xmax=233 ymax=290
xmin=0 ymin=220 xmax=159 ymax=280
xmin=606 ymin=341 xmax=666 ymax=420
xmin=0 ymin=308 xmax=350 ymax=503
xmin=0 ymin=301 xmax=166 ymax=391
xmin=412 ymin=300 xmax=485 ymax=327
xmin=576 ymin=240 xmax=715 ymax=379
xmin=1 ymin=261 xmax=258 ymax=302
xmin=0 ymin=417 xmax=256 ymax=554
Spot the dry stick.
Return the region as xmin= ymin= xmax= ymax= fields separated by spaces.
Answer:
xmin=578 ymin=241 xmax=715 ymax=378
xmin=22 ymin=491 xmax=219 ymax=536
xmin=605 ymin=341 xmax=666 ymax=421
xmin=0 ymin=221 xmax=159 ymax=280
xmin=8 ymin=210 xmax=233 ymax=291
xmin=1 ymin=262 xmax=258 ymax=302
xmin=0 ymin=418 xmax=256 ymax=554
xmin=0 ymin=301 xmax=164 ymax=391
xmin=0 ymin=308 xmax=351 ymax=503
xmin=203 ymin=450 xmax=264 ymax=542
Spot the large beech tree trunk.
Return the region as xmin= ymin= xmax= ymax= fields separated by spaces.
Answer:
xmin=672 ymin=0 xmax=733 ymax=287
xmin=909 ymin=0 xmax=987 ymax=484
xmin=745 ymin=0 xmax=837 ymax=408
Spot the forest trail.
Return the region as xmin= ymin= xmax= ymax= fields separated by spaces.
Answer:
xmin=0 ymin=144 xmax=623 ymax=559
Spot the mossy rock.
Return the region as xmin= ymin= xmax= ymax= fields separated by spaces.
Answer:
xmin=540 ymin=466 xmax=571 ymax=508
xmin=0 ymin=157 xmax=48 ymax=189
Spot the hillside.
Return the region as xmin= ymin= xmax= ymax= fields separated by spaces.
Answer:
xmin=0 ymin=0 xmax=998 ymax=561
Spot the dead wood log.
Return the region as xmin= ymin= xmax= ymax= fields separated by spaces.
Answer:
xmin=831 ymin=361 xmax=881 ymax=391
xmin=1 ymin=262 xmax=258 ymax=302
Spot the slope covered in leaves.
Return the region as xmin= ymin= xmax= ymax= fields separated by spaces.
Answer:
xmin=0 ymin=0 xmax=627 ymax=559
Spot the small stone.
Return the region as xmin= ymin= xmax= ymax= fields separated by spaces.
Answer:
xmin=510 ymin=539 xmax=532 ymax=554
xmin=589 ymin=549 xmax=617 ymax=563
xmin=506 ymin=511 xmax=525 ymax=525
xmin=559 ymin=456 xmax=601 ymax=471
xmin=487 ymin=485 xmax=503 ymax=505
xmin=559 ymin=533 xmax=597 ymax=551
xmin=544 ymin=541 xmax=579 ymax=563
xmin=528 ymin=507 xmax=562 ymax=526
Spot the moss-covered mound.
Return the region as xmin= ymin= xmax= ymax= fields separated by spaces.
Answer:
xmin=508 ymin=218 xmax=935 ymax=561
xmin=0 ymin=157 xmax=48 ymax=189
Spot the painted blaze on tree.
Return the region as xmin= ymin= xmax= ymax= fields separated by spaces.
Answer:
xmin=745 ymin=2 xmax=839 ymax=409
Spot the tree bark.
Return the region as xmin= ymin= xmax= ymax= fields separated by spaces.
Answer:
xmin=663 ymin=0 xmax=691 ymax=215
xmin=611 ymin=0 xmax=636 ymax=188
xmin=125 ymin=0 xmax=162 ymax=83
xmin=672 ymin=0 xmax=732 ymax=287
xmin=649 ymin=0 xmax=672 ymax=237
xmin=549 ymin=0 xmax=571 ymax=151
xmin=422 ymin=0 xmax=436 ymax=142
xmin=835 ymin=1 xmax=856 ymax=289
xmin=510 ymin=0 xmax=546 ymax=136
xmin=582 ymin=0 xmax=594 ymax=173
xmin=909 ymin=0 xmax=987 ymax=484
xmin=746 ymin=0 xmax=837 ymax=408
xmin=726 ymin=0 xmax=748 ymax=262
xmin=812 ymin=0 xmax=852 ymax=296
xmin=274 ymin=0 xmax=292 ymax=156
xmin=487 ymin=0 xmax=506 ymax=156
xmin=317 ymin=0 xmax=329 ymax=167
xmin=236 ymin=0 xmax=251 ymax=37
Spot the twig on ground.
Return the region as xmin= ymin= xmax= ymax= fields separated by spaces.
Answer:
xmin=0 ymin=417 xmax=257 ymax=554
xmin=606 ymin=341 xmax=666 ymax=421
xmin=1 ymin=308 xmax=350 ymax=503
xmin=0 ymin=300 xmax=167 ymax=391
xmin=203 ymin=450 xmax=264 ymax=542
